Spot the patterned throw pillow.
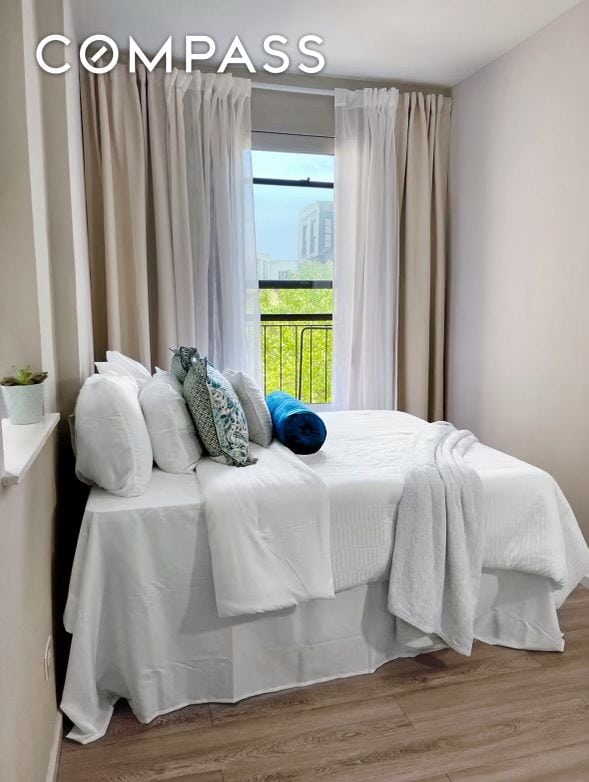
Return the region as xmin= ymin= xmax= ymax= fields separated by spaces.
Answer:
xmin=182 ymin=352 xmax=255 ymax=467
xmin=170 ymin=346 xmax=199 ymax=384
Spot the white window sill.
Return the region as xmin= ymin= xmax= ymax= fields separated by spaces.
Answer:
xmin=1 ymin=413 xmax=60 ymax=487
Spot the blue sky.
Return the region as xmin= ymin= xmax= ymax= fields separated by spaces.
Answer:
xmin=252 ymin=151 xmax=333 ymax=260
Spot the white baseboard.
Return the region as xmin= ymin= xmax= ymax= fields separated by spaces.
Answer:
xmin=46 ymin=713 xmax=63 ymax=782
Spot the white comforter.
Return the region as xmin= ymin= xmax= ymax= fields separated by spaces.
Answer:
xmin=199 ymin=411 xmax=588 ymax=625
xmin=197 ymin=440 xmax=334 ymax=617
xmin=304 ymin=412 xmax=589 ymax=603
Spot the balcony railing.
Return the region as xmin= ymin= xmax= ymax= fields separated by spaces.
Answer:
xmin=261 ymin=314 xmax=333 ymax=405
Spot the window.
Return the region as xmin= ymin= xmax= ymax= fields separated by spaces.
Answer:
xmin=252 ymin=149 xmax=333 ymax=405
xmin=324 ymin=217 xmax=333 ymax=250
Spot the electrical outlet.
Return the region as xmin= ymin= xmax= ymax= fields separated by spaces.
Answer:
xmin=44 ymin=635 xmax=53 ymax=682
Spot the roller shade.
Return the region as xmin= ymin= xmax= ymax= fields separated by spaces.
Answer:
xmin=252 ymin=88 xmax=334 ymax=139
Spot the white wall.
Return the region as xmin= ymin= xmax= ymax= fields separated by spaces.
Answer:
xmin=447 ymin=0 xmax=589 ymax=537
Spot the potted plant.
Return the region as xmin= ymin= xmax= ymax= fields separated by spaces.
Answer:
xmin=1 ymin=366 xmax=48 ymax=425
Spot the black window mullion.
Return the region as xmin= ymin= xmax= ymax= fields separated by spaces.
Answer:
xmin=260 ymin=313 xmax=332 ymax=322
xmin=259 ymin=280 xmax=332 ymax=290
xmin=253 ymin=177 xmax=333 ymax=189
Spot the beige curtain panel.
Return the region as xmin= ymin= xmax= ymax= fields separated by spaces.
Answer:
xmin=81 ymin=66 xmax=150 ymax=367
xmin=80 ymin=65 xmax=260 ymax=376
xmin=396 ymin=93 xmax=452 ymax=422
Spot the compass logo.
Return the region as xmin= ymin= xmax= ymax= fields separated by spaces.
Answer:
xmin=36 ymin=34 xmax=325 ymax=75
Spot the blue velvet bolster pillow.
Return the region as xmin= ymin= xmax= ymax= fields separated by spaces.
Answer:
xmin=266 ymin=391 xmax=327 ymax=455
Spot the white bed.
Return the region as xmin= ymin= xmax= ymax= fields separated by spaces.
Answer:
xmin=61 ymin=411 xmax=589 ymax=744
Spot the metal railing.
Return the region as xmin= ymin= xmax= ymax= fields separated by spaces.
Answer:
xmin=261 ymin=314 xmax=333 ymax=404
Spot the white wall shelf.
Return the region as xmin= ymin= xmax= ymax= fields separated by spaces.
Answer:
xmin=1 ymin=413 xmax=59 ymax=487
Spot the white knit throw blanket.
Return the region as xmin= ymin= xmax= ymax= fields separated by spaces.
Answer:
xmin=388 ymin=422 xmax=483 ymax=655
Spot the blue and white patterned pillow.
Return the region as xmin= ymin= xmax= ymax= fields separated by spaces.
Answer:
xmin=171 ymin=346 xmax=199 ymax=384
xmin=182 ymin=352 xmax=255 ymax=467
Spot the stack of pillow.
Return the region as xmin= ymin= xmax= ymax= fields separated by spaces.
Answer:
xmin=75 ymin=349 xmax=273 ymax=497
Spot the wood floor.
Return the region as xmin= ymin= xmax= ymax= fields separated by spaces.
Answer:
xmin=57 ymin=587 xmax=589 ymax=782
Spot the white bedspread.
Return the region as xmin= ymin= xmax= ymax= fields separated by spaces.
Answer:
xmin=197 ymin=441 xmax=334 ymax=617
xmin=61 ymin=410 xmax=589 ymax=744
xmin=304 ymin=412 xmax=589 ymax=602
xmin=195 ymin=411 xmax=587 ymax=632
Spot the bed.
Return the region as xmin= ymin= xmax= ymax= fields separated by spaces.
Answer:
xmin=61 ymin=411 xmax=589 ymax=744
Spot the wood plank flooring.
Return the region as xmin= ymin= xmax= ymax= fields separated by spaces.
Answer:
xmin=57 ymin=586 xmax=589 ymax=782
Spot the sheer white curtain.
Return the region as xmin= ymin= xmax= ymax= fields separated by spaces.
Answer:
xmin=334 ymin=87 xmax=399 ymax=410
xmin=82 ymin=66 xmax=260 ymax=380
xmin=166 ymin=71 xmax=260 ymax=379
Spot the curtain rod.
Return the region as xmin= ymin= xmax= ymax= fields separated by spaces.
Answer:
xmin=251 ymin=82 xmax=335 ymax=97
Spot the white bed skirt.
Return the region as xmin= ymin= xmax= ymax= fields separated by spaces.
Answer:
xmin=62 ymin=568 xmax=564 ymax=745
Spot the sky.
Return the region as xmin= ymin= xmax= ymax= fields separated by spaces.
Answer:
xmin=252 ymin=150 xmax=334 ymax=261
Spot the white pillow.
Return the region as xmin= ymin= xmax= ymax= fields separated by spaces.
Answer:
xmin=104 ymin=350 xmax=152 ymax=391
xmin=75 ymin=375 xmax=153 ymax=497
xmin=95 ymin=361 xmax=139 ymax=386
xmin=139 ymin=373 xmax=203 ymax=474
xmin=223 ymin=369 xmax=273 ymax=447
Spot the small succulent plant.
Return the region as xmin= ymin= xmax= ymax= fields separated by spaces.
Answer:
xmin=1 ymin=365 xmax=48 ymax=386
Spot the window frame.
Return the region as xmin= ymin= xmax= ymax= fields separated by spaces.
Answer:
xmin=252 ymin=146 xmax=334 ymax=309
xmin=253 ymin=142 xmax=335 ymax=407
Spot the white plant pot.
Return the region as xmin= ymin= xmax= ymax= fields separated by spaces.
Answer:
xmin=1 ymin=383 xmax=45 ymax=425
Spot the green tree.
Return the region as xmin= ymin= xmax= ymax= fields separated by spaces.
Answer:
xmin=260 ymin=260 xmax=333 ymax=403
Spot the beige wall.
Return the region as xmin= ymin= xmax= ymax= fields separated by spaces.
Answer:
xmin=0 ymin=2 xmax=61 ymax=779
xmin=0 ymin=0 xmax=43 ymax=375
xmin=447 ymin=0 xmax=589 ymax=538
xmin=21 ymin=0 xmax=59 ymax=411
xmin=0 ymin=440 xmax=58 ymax=782
xmin=37 ymin=0 xmax=94 ymax=413
xmin=0 ymin=0 xmax=92 ymax=779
